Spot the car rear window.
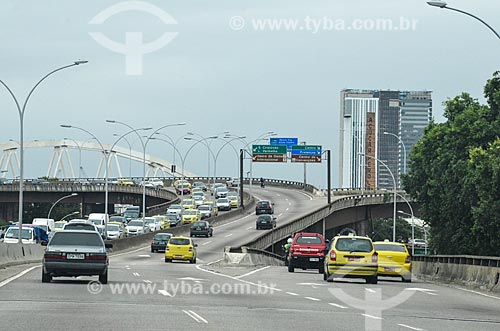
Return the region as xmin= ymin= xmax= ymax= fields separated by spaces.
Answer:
xmin=374 ymin=243 xmax=406 ymax=252
xmin=295 ymin=236 xmax=322 ymax=244
xmin=128 ymin=221 xmax=144 ymax=227
xmin=257 ymin=201 xmax=270 ymax=207
xmin=64 ymin=224 xmax=95 ymax=231
xmin=335 ymin=238 xmax=373 ymax=252
xmin=50 ymin=232 xmax=103 ymax=246
xmin=169 ymin=238 xmax=190 ymax=245
xmin=154 ymin=234 xmax=171 ymax=240
xmin=192 ymin=222 xmax=206 ymax=227
xmin=258 ymin=215 xmax=272 ymax=221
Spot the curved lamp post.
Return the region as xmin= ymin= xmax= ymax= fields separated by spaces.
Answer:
xmin=0 ymin=60 xmax=88 ymax=240
xmin=427 ymin=1 xmax=500 ymax=40
xmin=47 ymin=193 xmax=78 ymax=219
xmin=107 ymin=121 xmax=186 ymax=217
xmin=360 ymin=153 xmax=397 ymax=242
xmin=383 ymin=131 xmax=407 ymax=177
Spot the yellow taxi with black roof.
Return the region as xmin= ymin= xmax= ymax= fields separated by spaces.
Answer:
xmin=323 ymin=234 xmax=378 ymax=284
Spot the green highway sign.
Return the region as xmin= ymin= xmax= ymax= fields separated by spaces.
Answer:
xmin=252 ymin=144 xmax=287 ymax=154
xmin=291 ymin=145 xmax=322 ymax=156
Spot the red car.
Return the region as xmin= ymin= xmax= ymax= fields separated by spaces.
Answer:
xmin=288 ymin=232 xmax=327 ymax=274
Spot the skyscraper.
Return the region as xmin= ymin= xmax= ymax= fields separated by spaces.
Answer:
xmin=339 ymin=89 xmax=432 ymax=189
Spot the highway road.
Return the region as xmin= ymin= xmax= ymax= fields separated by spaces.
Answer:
xmin=1 ymin=187 xmax=499 ymax=330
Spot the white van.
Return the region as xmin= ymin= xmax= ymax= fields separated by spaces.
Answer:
xmin=32 ymin=218 xmax=55 ymax=233
xmin=88 ymin=213 xmax=109 ymax=237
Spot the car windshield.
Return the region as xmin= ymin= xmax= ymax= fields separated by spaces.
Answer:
xmin=5 ymin=228 xmax=33 ymax=240
xmin=169 ymin=238 xmax=190 ymax=245
xmin=192 ymin=222 xmax=205 ymax=227
xmin=374 ymin=243 xmax=406 ymax=252
xmin=217 ymin=199 xmax=229 ymax=203
xmin=184 ymin=210 xmax=196 ymax=215
xmin=154 ymin=234 xmax=171 ymax=240
xmin=198 ymin=206 xmax=209 ymax=211
xmin=128 ymin=221 xmax=143 ymax=227
xmin=54 ymin=223 xmax=65 ymax=229
xmin=258 ymin=215 xmax=272 ymax=221
xmin=166 ymin=214 xmax=178 ymax=220
xmin=169 ymin=205 xmax=181 ymax=210
xmin=89 ymin=219 xmax=103 ymax=225
xmin=181 ymin=200 xmax=193 ymax=205
xmin=296 ymin=236 xmax=322 ymax=244
xmin=144 ymin=218 xmax=155 ymax=224
xmin=50 ymin=232 xmax=103 ymax=246
xmin=110 ymin=217 xmax=125 ymax=222
xmin=336 ymin=238 xmax=373 ymax=252
xmin=107 ymin=225 xmax=119 ymax=231
xmin=257 ymin=201 xmax=270 ymax=207
xmin=64 ymin=224 xmax=94 ymax=231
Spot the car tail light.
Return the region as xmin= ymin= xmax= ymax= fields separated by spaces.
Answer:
xmin=371 ymin=252 xmax=378 ymax=263
xmin=329 ymin=250 xmax=336 ymax=261
xmin=87 ymin=254 xmax=107 ymax=261
xmin=151 ymin=240 xmax=154 ymax=244
xmin=44 ymin=253 xmax=65 ymax=260
xmin=405 ymin=255 xmax=411 ymax=263
xmin=188 ymin=246 xmax=193 ymax=251
xmin=165 ymin=246 xmax=169 ymax=251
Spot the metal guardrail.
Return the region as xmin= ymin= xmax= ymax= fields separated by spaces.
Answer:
xmin=240 ymin=193 xmax=402 ymax=250
xmin=412 ymin=255 xmax=500 ymax=268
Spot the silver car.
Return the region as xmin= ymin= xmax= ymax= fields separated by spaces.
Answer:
xmin=42 ymin=230 xmax=112 ymax=283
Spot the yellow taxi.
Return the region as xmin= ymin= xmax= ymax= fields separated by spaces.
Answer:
xmin=324 ymin=234 xmax=378 ymax=284
xmin=165 ymin=236 xmax=197 ymax=263
xmin=153 ymin=215 xmax=170 ymax=230
xmin=173 ymin=179 xmax=192 ymax=189
xmin=373 ymin=241 xmax=412 ymax=282
xmin=117 ymin=178 xmax=134 ymax=186
xmin=180 ymin=198 xmax=196 ymax=210
xmin=227 ymin=195 xmax=239 ymax=208
xmin=203 ymin=200 xmax=218 ymax=216
xmin=191 ymin=187 xmax=203 ymax=194
xmin=181 ymin=209 xmax=201 ymax=224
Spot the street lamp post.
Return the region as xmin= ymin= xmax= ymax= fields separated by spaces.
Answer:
xmin=107 ymin=121 xmax=186 ymax=217
xmin=47 ymin=193 xmax=78 ymax=220
xmin=155 ymin=132 xmax=186 ymax=175
xmin=360 ymin=153 xmax=397 ymax=242
xmin=113 ymin=134 xmax=133 ymax=178
xmin=397 ymin=207 xmax=415 ymax=256
xmin=242 ymin=132 xmax=277 ymax=193
xmin=184 ymin=136 xmax=217 ymax=185
xmin=63 ymin=137 xmax=83 ymax=178
xmin=427 ymin=1 xmax=500 ymax=40
xmin=383 ymin=131 xmax=407 ymax=175
xmin=0 ymin=60 xmax=88 ymax=240
xmin=60 ymin=211 xmax=80 ymax=222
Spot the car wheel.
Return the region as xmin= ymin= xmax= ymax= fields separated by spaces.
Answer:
xmin=318 ymin=263 xmax=325 ymax=274
xmin=190 ymin=233 xmax=193 ymax=237
xmin=151 ymin=248 xmax=155 ymax=253
xmin=165 ymin=258 xmax=171 ymax=263
xmin=287 ymin=262 xmax=294 ymax=273
xmin=256 ymin=226 xmax=259 ymax=230
xmin=99 ymin=271 xmax=108 ymax=284
xmin=42 ymin=269 xmax=52 ymax=283
xmin=402 ymin=275 xmax=412 ymax=283
xmin=367 ymin=276 xmax=378 ymax=284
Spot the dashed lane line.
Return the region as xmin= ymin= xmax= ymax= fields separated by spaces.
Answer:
xmin=305 ymin=297 xmax=321 ymax=302
xmin=328 ymin=303 xmax=348 ymax=309
xmin=183 ymin=310 xmax=208 ymax=324
xmin=234 ymin=266 xmax=270 ymax=279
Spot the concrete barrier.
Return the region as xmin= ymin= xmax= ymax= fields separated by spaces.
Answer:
xmin=412 ymin=255 xmax=500 ymax=293
xmin=0 ymin=243 xmax=46 ymax=268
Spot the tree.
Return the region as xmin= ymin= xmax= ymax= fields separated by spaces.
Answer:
xmin=402 ymin=72 xmax=500 ymax=255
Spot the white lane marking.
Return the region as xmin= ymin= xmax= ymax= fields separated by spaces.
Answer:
xmin=202 ymin=241 xmax=212 ymax=246
xmin=0 ymin=265 xmax=40 ymax=288
xmin=328 ymin=303 xmax=348 ymax=309
xmin=361 ymin=314 xmax=383 ymax=320
xmin=111 ymin=245 xmax=150 ymax=258
xmin=286 ymin=292 xmax=299 ymax=296
xmin=285 ymin=198 xmax=289 ymax=201
xmin=143 ymin=280 xmax=152 ymax=284
xmin=133 ymin=272 xmax=140 ymax=277
xmin=452 ymin=286 xmax=500 ymax=300
xmin=224 ymin=234 xmax=233 ymax=238
xmin=305 ymin=297 xmax=321 ymax=301
xmin=277 ymin=213 xmax=283 ymax=217
xmin=196 ymin=264 xmax=282 ymax=293
xmin=404 ymin=288 xmax=438 ymax=296
xmin=235 ymin=266 xmax=270 ymax=279
xmin=288 ymin=202 xmax=291 ymax=206
xmin=158 ymin=289 xmax=173 ymax=297
xmin=276 ymin=194 xmax=281 ymax=197
xmin=365 ymin=288 xmax=376 ymax=293
xmin=285 ymin=208 xmax=289 ymax=211
xmin=297 ymin=191 xmax=313 ymax=200
xmin=138 ymin=254 xmax=151 ymax=258
xmin=183 ymin=310 xmax=208 ymax=324
xmin=197 ymin=258 xmax=204 ymax=263
xmin=398 ymin=324 xmax=427 ymax=331
xmin=246 ymin=226 xmax=253 ymax=230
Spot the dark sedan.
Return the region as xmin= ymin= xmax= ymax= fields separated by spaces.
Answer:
xmin=190 ymin=221 xmax=213 ymax=237
xmin=151 ymin=233 xmax=173 ymax=252
xmin=256 ymin=200 xmax=274 ymax=215
xmin=256 ymin=214 xmax=276 ymax=230
xmin=42 ymin=230 xmax=112 ymax=284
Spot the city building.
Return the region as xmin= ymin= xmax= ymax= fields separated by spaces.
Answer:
xmin=339 ymin=89 xmax=432 ymax=189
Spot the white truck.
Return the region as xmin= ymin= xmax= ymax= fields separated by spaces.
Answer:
xmin=88 ymin=213 xmax=109 ymax=238
xmin=32 ymin=218 xmax=55 ymax=233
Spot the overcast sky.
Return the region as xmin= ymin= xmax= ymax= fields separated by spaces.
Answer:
xmin=1 ymin=0 xmax=499 ymax=188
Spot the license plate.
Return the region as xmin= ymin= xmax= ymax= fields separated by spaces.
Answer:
xmin=309 ymin=257 xmax=319 ymax=262
xmin=384 ymin=267 xmax=396 ymax=272
xmin=196 ymin=227 xmax=201 ymax=230
xmin=175 ymin=255 xmax=183 ymax=258
xmin=67 ymin=253 xmax=85 ymax=260
xmin=348 ymin=257 xmax=361 ymax=262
